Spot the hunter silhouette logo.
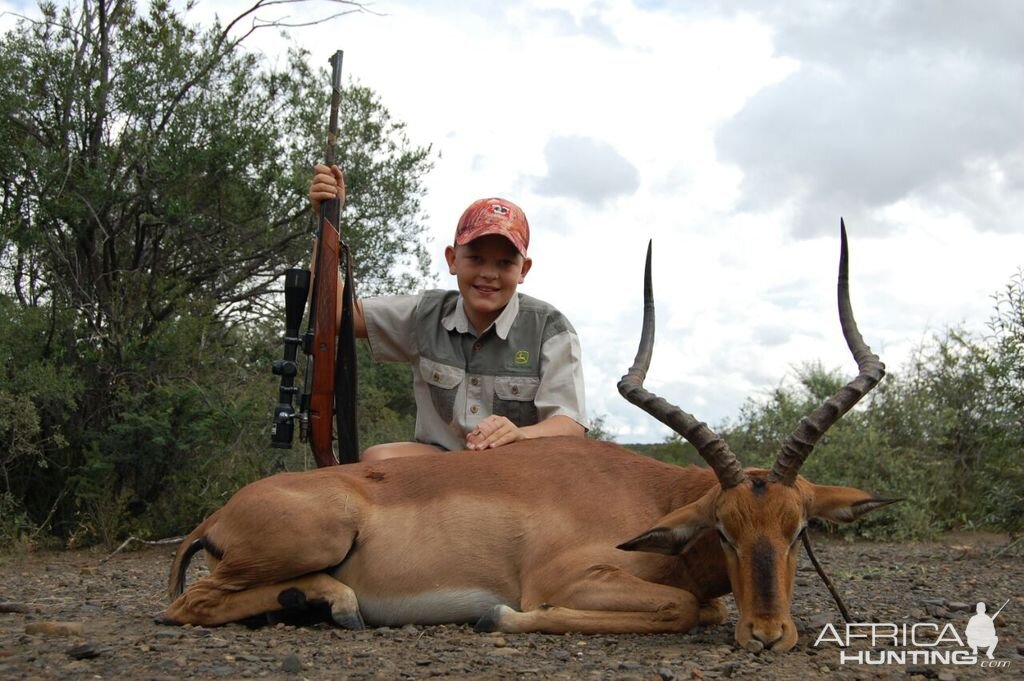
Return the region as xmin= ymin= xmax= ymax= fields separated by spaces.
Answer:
xmin=966 ymin=599 xmax=1008 ymax=659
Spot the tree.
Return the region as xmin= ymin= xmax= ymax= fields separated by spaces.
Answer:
xmin=0 ymin=0 xmax=432 ymax=542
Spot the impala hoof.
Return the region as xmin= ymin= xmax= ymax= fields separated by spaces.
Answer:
xmin=332 ymin=610 xmax=366 ymax=630
xmin=153 ymin=612 xmax=181 ymax=626
xmin=474 ymin=605 xmax=509 ymax=633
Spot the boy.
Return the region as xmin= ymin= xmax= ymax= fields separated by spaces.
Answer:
xmin=309 ymin=165 xmax=587 ymax=462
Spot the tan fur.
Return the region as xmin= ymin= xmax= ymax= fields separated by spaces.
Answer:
xmin=164 ymin=437 xmax=891 ymax=649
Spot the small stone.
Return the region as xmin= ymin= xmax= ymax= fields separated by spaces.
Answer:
xmin=719 ymin=661 xmax=742 ymax=677
xmin=281 ymin=654 xmax=301 ymax=673
xmin=658 ymin=668 xmax=678 ymax=681
xmin=25 ymin=622 xmax=83 ymax=637
xmin=618 ymin=661 xmax=641 ymax=670
xmin=947 ymin=602 xmax=971 ymax=612
xmin=552 ymin=649 xmax=572 ymax=661
xmin=0 ymin=602 xmax=32 ymax=614
xmin=66 ymin=642 xmax=102 ymax=660
xmin=937 ymin=671 xmax=956 ymax=681
xmin=415 ymin=659 xmax=433 ymax=666
xmin=492 ymin=636 xmax=508 ymax=647
xmin=806 ymin=612 xmax=833 ymax=629
xmin=743 ymin=639 xmax=764 ymax=653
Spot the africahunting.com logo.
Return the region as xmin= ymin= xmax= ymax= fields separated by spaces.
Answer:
xmin=814 ymin=599 xmax=1011 ymax=669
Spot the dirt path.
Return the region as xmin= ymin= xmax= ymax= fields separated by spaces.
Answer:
xmin=1 ymin=533 xmax=1020 ymax=680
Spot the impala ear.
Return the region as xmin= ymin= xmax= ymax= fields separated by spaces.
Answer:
xmin=808 ymin=483 xmax=902 ymax=523
xmin=617 ymin=494 xmax=715 ymax=556
xmin=616 ymin=524 xmax=710 ymax=556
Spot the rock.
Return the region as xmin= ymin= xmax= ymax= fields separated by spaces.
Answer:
xmin=0 ymin=602 xmax=32 ymax=614
xmin=25 ymin=621 xmax=83 ymax=637
xmin=66 ymin=642 xmax=102 ymax=660
xmin=718 ymin=661 xmax=742 ymax=677
xmin=552 ymin=649 xmax=572 ymax=661
xmin=947 ymin=601 xmax=971 ymax=612
xmin=806 ymin=612 xmax=834 ymax=629
xmin=742 ymin=639 xmax=763 ymax=653
xmin=937 ymin=671 xmax=957 ymax=681
xmin=618 ymin=661 xmax=641 ymax=670
xmin=906 ymin=666 xmax=937 ymax=678
xmin=281 ymin=654 xmax=302 ymax=673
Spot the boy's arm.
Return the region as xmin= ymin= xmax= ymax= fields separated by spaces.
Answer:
xmin=521 ymin=415 xmax=586 ymax=439
xmin=465 ymin=415 xmax=585 ymax=451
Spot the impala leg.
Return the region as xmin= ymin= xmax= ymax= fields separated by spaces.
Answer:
xmin=479 ymin=564 xmax=701 ymax=635
xmin=166 ymin=573 xmax=363 ymax=629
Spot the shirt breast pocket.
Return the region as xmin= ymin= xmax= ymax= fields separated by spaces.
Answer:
xmin=493 ymin=375 xmax=540 ymax=427
xmin=419 ymin=357 xmax=464 ymax=425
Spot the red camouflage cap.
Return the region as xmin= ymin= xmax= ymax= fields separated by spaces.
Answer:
xmin=454 ymin=197 xmax=530 ymax=257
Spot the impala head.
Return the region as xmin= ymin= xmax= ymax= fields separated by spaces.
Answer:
xmin=616 ymin=223 xmax=898 ymax=651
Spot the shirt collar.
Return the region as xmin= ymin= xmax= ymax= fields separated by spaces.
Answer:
xmin=442 ymin=293 xmax=519 ymax=340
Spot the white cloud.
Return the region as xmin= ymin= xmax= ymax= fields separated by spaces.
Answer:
xmin=531 ymin=135 xmax=639 ymax=206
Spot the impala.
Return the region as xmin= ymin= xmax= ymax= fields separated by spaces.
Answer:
xmin=165 ymin=223 xmax=896 ymax=651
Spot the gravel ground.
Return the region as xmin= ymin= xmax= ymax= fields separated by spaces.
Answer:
xmin=1 ymin=532 xmax=1021 ymax=680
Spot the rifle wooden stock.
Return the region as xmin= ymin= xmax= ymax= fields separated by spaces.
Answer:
xmin=308 ymin=214 xmax=340 ymax=467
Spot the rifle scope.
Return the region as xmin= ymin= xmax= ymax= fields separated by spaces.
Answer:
xmin=270 ymin=268 xmax=312 ymax=448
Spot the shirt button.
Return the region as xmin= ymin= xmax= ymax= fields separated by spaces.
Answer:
xmin=470 ymin=405 xmax=479 ymax=414
xmin=433 ymin=372 xmax=441 ymax=381
xmin=473 ymin=342 xmax=482 ymax=352
xmin=470 ymin=377 xmax=480 ymax=386
xmin=511 ymin=385 xmax=520 ymax=395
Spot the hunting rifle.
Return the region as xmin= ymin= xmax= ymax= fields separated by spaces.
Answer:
xmin=270 ymin=50 xmax=359 ymax=466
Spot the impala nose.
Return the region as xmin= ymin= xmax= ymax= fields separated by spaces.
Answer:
xmin=750 ymin=619 xmax=786 ymax=649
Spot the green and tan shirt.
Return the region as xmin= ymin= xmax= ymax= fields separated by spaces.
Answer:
xmin=363 ymin=290 xmax=587 ymax=451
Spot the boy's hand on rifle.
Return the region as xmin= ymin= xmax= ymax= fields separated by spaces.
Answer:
xmin=309 ymin=164 xmax=346 ymax=213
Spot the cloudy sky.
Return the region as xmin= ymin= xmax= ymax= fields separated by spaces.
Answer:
xmin=6 ymin=0 xmax=1024 ymax=443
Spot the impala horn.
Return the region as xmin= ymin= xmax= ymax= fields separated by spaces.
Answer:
xmin=769 ymin=220 xmax=886 ymax=485
xmin=618 ymin=241 xmax=747 ymax=489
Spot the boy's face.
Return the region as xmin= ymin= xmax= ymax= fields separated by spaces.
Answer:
xmin=445 ymin=234 xmax=533 ymax=332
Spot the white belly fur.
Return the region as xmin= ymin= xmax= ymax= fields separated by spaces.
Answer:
xmin=356 ymin=589 xmax=510 ymax=627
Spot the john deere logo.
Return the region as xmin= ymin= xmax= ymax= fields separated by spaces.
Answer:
xmin=514 ymin=350 xmax=530 ymax=365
